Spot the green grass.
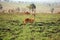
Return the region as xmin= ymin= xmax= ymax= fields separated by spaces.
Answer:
xmin=0 ymin=13 xmax=60 ymax=40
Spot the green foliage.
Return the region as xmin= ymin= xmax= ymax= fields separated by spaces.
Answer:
xmin=0 ymin=13 xmax=60 ymax=40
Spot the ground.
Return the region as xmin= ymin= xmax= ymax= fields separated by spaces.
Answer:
xmin=0 ymin=13 xmax=60 ymax=40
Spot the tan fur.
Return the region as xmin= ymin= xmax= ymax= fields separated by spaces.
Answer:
xmin=23 ymin=18 xmax=34 ymax=24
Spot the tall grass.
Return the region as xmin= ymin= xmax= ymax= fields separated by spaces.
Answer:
xmin=0 ymin=13 xmax=60 ymax=40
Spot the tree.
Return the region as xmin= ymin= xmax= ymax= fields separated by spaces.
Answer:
xmin=0 ymin=4 xmax=3 ymax=10
xmin=51 ymin=8 xmax=54 ymax=13
xmin=28 ymin=3 xmax=36 ymax=13
xmin=48 ymin=3 xmax=54 ymax=13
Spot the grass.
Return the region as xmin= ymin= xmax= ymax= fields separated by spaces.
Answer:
xmin=0 ymin=13 xmax=60 ymax=40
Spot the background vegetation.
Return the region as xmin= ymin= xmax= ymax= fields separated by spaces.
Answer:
xmin=0 ymin=13 xmax=60 ymax=40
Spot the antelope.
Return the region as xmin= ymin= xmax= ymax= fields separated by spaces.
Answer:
xmin=23 ymin=18 xmax=34 ymax=25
